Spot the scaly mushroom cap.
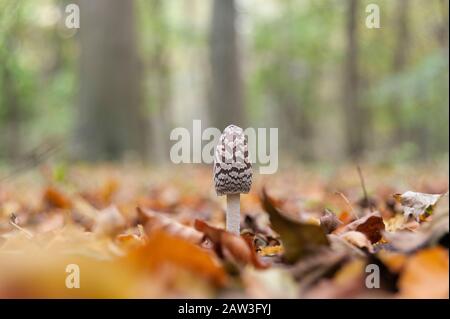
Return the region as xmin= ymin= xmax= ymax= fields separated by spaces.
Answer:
xmin=214 ymin=125 xmax=252 ymax=196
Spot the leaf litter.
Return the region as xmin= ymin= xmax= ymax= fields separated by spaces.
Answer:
xmin=0 ymin=164 xmax=448 ymax=298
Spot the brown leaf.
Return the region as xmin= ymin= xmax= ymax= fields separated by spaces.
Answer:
xmin=339 ymin=231 xmax=374 ymax=253
xmin=261 ymin=188 xmax=329 ymax=264
xmin=137 ymin=207 xmax=203 ymax=244
xmin=194 ymin=219 xmax=269 ymax=269
xmin=320 ymin=209 xmax=343 ymax=234
xmin=383 ymin=209 xmax=449 ymax=253
xmin=355 ymin=215 xmax=385 ymax=243
xmin=334 ymin=212 xmax=385 ymax=244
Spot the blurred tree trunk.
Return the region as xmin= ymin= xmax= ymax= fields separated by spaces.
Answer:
xmin=1 ymin=66 xmax=21 ymax=161
xmin=147 ymin=0 xmax=172 ymax=164
xmin=0 ymin=30 xmax=22 ymax=162
xmin=209 ymin=0 xmax=245 ymax=130
xmin=274 ymin=75 xmax=316 ymax=162
xmin=76 ymin=0 xmax=146 ymax=161
xmin=343 ymin=0 xmax=366 ymax=159
xmin=436 ymin=0 xmax=449 ymax=154
xmin=390 ymin=0 xmax=410 ymax=147
xmin=437 ymin=0 xmax=449 ymax=49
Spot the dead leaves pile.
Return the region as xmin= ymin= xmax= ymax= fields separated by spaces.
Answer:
xmin=0 ymin=165 xmax=448 ymax=298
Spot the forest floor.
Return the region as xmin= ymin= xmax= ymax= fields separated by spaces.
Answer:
xmin=0 ymin=162 xmax=448 ymax=298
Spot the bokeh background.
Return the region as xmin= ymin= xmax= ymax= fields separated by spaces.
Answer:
xmin=0 ymin=0 xmax=448 ymax=170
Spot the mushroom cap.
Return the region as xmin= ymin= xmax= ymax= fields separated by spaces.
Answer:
xmin=214 ymin=125 xmax=252 ymax=196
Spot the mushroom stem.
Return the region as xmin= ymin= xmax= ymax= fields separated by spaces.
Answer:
xmin=226 ymin=193 xmax=240 ymax=235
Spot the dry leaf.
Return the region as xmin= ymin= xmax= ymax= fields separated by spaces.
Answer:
xmin=93 ymin=205 xmax=126 ymax=237
xmin=43 ymin=186 xmax=72 ymax=209
xmin=377 ymin=250 xmax=407 ymax=273
xmin=194 ymin=219 xmax=269 ymax=269
xmin=242 ymin=267 xmax=298 ymax=298
xmin=383 ymin=209 xmax=449 ymax=253
xmin=261 ymin=188 xmax=329 ymax=263
xmin=258 ymin=245 xmax=283 ymax=257
xmin=128 ymin=229 xmax=227 ymax=287
xmin=394 ymin=191 xmax=447 ymax=222
xmin=339 ymin=231 xmax=374 ymax=253
xmin=137 ymin=207 xmax=203 ymax=244
xmin=398 ymin=247 xmax=449 ymax=298
xmin=334 ymin=212 xmax=385 ymax=244
xmin=320 ymin=209 xmax=343 ymax=234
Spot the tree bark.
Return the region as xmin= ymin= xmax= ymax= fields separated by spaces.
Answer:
xmin=343 ymin=0 xmax=366 ymax=159
xmin=390 ymin=0 xmax=410 ymax=146
xmin=209 ymin=0 xmax=245 ymax=130
xmin=148 ymin=0 xmax=172 ymax=164
xmin=76 ymin=0 xmax=146 ymax=161
xmin=2 ymin=66 xmax=21 ymax=161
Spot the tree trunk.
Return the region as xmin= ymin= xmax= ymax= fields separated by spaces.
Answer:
xmin=76 ymin=0 xmax=146 ymax=161
xmin=2 ymin=66 xmax=21 ymax=162
xmin=148 ymin=0 xmax=172 ymax=164
xmin=209 ymin=0 xmax=245 ymax=130
xmin=390 ymin=0 xmax=410 ymax=147
xmin=343 ymin=0 xmax=365 ymax=160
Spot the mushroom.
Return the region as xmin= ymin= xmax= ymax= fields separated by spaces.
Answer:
xmin=214 ymin=125 xmax=252 ymax=235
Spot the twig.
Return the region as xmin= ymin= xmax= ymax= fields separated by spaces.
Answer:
xmin=9 ymin=213 xmax=34 ymax=239
xmin=335 ymin=191 xmax=359 ymax=219
xmin=356 ymin=165 xmax=373 ymax=213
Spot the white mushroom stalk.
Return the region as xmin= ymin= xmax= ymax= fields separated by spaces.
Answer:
xmin=214 ymin=125 xmax=252 ymax=235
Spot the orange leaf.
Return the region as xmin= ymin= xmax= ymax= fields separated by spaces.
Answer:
xmin=43 ymin=186 xmax=72 ymax=209
xmin=398 ymin=247 xmax=449 ymax=298
xmin=128 ymin=229 xmax=227 ymax=287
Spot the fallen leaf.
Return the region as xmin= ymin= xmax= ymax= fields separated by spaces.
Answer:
xmin=394 ymin=191 xmax=447 ymax=222
xmin=93 ymin=205 xmax=127 ymax=237
xmin=43 ymin=186 xmax=72 ymax=209
xmin=194 ymin=219 xmax=269 ymax=269
xmin=339 ymin=231 xmax=374 ymax=253
xmin=320 ymin=209 xmax=343 ymax=234
xmin=398 ymin=247 xmax=449 ymax=298
xmin=261 ymin=188 xmax=329 ymax=264
xmin=377 ymin=250 xmax=407 ymax=273
xmin=290 ymin=247 xmax=347 ymax=285
xmin=334 ymin=212 xmax=385 ymax=244
xmin=242 ymin=267 xmax=298 ymax=298
xmin=128 ymin=229 xmax=228 ymax=287
xmin=258 ymin=245 xmax=283 ymax=257
xmin=383 ymin=209 xmax=449 ymax=253
xmin=137 ymin=207 xmax=203 ymax=244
